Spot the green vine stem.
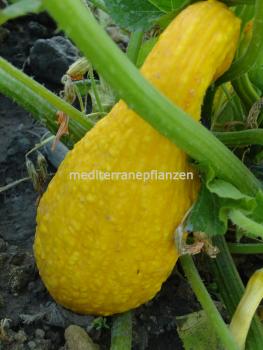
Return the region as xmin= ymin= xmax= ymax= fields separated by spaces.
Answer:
xmin=126 ymin=30 xmax=144 ymax=66
xmin=229 ymin=210 xmax=263 ymax=238
xmin=211 ymin=236 xmax=263 ymax=350
xmin=0 ymin=66 xmax=90 ymax=147
xmin=218 ymin=0 xmax=263 ymax=84
xmin=180 ymin=255 xmax=240 ymax=350
xmin=110 ymin=312 xmax=132 ymax=350
xmin=214 ymin=129 xmax=263 ymax=146
xmin=228 ymin=243 xmax=263 ymax=254
xmin=232 ymin=74 xmax=260 ymax=112
xmin=0 ymin=58 xmax=93 ymax=131
xmin=43 ymin=0 xmax=261 ymax=196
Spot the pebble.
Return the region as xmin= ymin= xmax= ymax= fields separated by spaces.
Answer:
xmin=35 ymin=328 xmax=45 ymax=339
xmin=9 ymin=266 xmax=31 ymax=293
xmin=28 ymin=340 xmax=36 ymax=349
xmin=64 ymin=325 xmax=100 ymax=350
xmin=29 ymin=36 xmax=79 ymax=84
xmin=14 ymin=330 xmax=27 ymax=343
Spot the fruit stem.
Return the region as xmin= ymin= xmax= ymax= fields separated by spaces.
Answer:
xmin=218 ymin=0 xmax=263 ymax=84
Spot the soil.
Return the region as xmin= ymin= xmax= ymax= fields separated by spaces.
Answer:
xmin=0 ymin=14 xmax=200 ymax=350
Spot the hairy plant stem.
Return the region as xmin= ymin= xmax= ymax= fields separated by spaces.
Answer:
xmin=126 ymin=30 xmax=144 ymax=66
xmin=232 ymin=74 xmax=260 ymax=112
xmin=228 ymin=243 xmax=263 ymax=254
xmin=180 ymin=255 xmax=240 ymax=350
xmin=0 ymin=58 xmax=93 ymax=131
xmin=214 ymin=129 xmax=263 ymax=146
xmin=0 ymin=58 xmax=94 ymax=147
xmin=229 ymin=210 xmax=263 ymax=238
xmin=211 ymin=236 xmax=263 ymax=350
xmin=43 ymin=0 xmax=261 ymax=196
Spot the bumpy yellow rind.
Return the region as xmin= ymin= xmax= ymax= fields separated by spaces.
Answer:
xmin=34 ymin=0 xmax=240 ymax=315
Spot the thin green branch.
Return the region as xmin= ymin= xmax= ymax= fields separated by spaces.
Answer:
xmin=0 ymin=66 xmax=90 ymax=148
xmin=214 ymin=129 xmax=263 ymax=146
xmin=228 ymin=243 xmax=263 ymax=254
xmin=229 ymin=210 xmax=263 ymax=238
xmin=218 ymin=0 xmax=263 ymax=84
xmin=0 ymin=58 xmax=93 ymax=131
xmin=0 ymin=177 xmax=31 ymax=193
xmin=126 ymin=30 xmax=144 ymax=66
xmin=180 ymin=255 xmax=240 ymax=350
xmin=43 ymin=0 xmax=261 ymax=196
xmin=232 ymin=74 xmax=260 ymax=111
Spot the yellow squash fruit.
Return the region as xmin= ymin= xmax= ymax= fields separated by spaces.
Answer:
xmin=34 ymin=0 xmax=240 ymax=315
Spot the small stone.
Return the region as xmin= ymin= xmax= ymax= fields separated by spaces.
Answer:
xmin=28 ymin=340 xmax=36 ymax=349
xmin=35 ymin=338 xmax=52 ymax=350
xmin=9 ymin=266 xmax=31 ymax=293
xmin=29 ymin=36 xmax=79 ymax=84
xmin=14 ymin=330 xmax=27 ymax=343
xmin=35 ymin=328 xmax=45 ymax=339
xmin=64 ymin=325 xmax=100 ymax=350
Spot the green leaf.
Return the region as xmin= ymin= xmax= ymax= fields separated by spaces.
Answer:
xmin=148 ymin=0 xmax=187 ymax=13
xmin=187 ymin=184 xmax=226 ymax=236
xmin=188 ymin=164 xmax=261 ymax=237
xmin=103 ymin=0 xmax=163 ymax=31
xmin=0 ymin=0 xmax=42 ymax=25
xmin=177 ymin=310 xmax=224 ymax=350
